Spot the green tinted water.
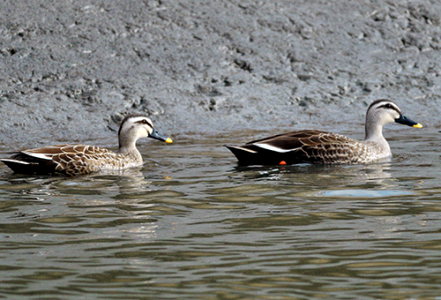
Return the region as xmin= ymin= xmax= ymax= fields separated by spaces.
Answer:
xmin=0 ymin=128 xmax=440 ymax=299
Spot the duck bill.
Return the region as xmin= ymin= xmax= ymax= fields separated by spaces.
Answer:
xmin=395 ymin=115 xmax=423 ymax=128
xmin=149 ymin=130 xmax=173 ymax=143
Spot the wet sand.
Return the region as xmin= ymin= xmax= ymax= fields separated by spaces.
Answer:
xmin=0 ymin=1 xmax=440 ymax=146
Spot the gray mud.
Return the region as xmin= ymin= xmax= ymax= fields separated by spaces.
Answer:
xmin=1 ymin=1 xmax=441 ymax=146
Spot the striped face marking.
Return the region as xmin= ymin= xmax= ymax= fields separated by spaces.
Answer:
xmin=377 ymin=103 xmax=400 ymax=114
xmin=119 ymin=115 xmax=155 ymax=138
xmin=135 ymin=118 xmax=154 ymax=129
xmin=366 ymin=99 xmax=422 ymax=129
xmin=369 ymin=99 xmax=401 ymax=115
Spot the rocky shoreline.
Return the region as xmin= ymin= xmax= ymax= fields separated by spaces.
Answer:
xmin=1 ymin=1 xmax=440 ymax=146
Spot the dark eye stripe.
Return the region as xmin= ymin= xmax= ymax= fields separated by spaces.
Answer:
xmin=136 ymin=119 xmax=153 ymax=127
xmin=378 ymin=103 xmax=400 ymax=113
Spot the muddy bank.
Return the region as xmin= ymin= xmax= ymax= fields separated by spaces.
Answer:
xmin=0 ymin=0 xmax=440 ymax=146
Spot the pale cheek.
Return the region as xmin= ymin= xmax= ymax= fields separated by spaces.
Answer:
xmin=138 ymin=128 xmax=149 ymax=139
xmin=384 ymin=115 xmax=395 ymax=125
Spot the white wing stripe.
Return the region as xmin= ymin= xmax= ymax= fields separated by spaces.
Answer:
xmin=235 ymin=146 xmax=258 ymax=153
xmin=254 ymin=143 xmax=298 ymax=153
xmin=22 ymin=151 xmax=53 ymax=160
xmin=0 ymin=159 xmax=30 ymax=165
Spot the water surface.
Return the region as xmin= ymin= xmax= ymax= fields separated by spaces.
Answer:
xmin=0 ymin=128 xmax=440 ymax=299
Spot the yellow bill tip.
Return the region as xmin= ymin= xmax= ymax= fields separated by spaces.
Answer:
xmin=413 ymin=123 xmax=423 ymax=128
xmin=165 ymin=137 xmax=173 ymax=144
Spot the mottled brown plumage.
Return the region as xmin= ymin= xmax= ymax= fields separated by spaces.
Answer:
xmin=1 ymin=114 xmax=173 ymax=176
xmin=226 ymin=100 xmax=422 ymax=165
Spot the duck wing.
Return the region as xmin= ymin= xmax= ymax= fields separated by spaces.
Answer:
xmin=1 ymin=144 xmax=116 ymax=175
xmin=226 ymin=130 xmax=363 ymax=165
xmin=1 ymin=144 xmax=70 ymax=174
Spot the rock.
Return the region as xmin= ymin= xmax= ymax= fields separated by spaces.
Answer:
xmin=0 ymin=0 xmax=440 ymax=145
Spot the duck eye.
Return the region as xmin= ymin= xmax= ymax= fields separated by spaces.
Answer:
xmin=380 ymin=103 xmax=393 ymax=110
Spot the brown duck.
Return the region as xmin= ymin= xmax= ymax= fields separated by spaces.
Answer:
xmin=1 ymin=114 xmax=172 ymax=175
xmin=226 ymin=99 xmax=422 ymax=165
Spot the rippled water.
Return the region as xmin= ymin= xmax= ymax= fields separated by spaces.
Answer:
xmin=0 ymin=128 xmax=440 ymax=299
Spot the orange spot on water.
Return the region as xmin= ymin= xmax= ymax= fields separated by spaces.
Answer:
xmin=279 ymin=161 xmax=287 ymax=165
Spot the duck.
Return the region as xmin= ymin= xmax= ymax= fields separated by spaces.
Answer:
xmin=0 ymin=114 xmax=173 ymax=176
xmin=226 ymin=99 xmax=422 ymax=165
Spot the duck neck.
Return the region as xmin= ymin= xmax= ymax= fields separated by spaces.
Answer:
xmin=364 ymin=121 xmax=383 ymax=141
xmin=117 ymin=134 xmax=142 ymax=162
xmin=364 ymin=121 xmax=390 ymax=153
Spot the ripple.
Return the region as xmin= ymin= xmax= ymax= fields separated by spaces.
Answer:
xmin=317 ymin=189 xmax=415 ymax=198
xmin=1 ymin=132 xmax=441 ymax=299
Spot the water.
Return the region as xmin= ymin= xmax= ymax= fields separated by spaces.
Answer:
xmin=0 ymin=128 xmax=440 ymax=299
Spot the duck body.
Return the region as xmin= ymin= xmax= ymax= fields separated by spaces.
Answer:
xmin=226 ymin=100 xmax=422 ymax=166
xmin=226 ymin=130 xmax=388 ymax=165
xmin=1 ymin=144 xmax=141 ymax=176
xmin=1 ymin=114 xmax=173 ymax=176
